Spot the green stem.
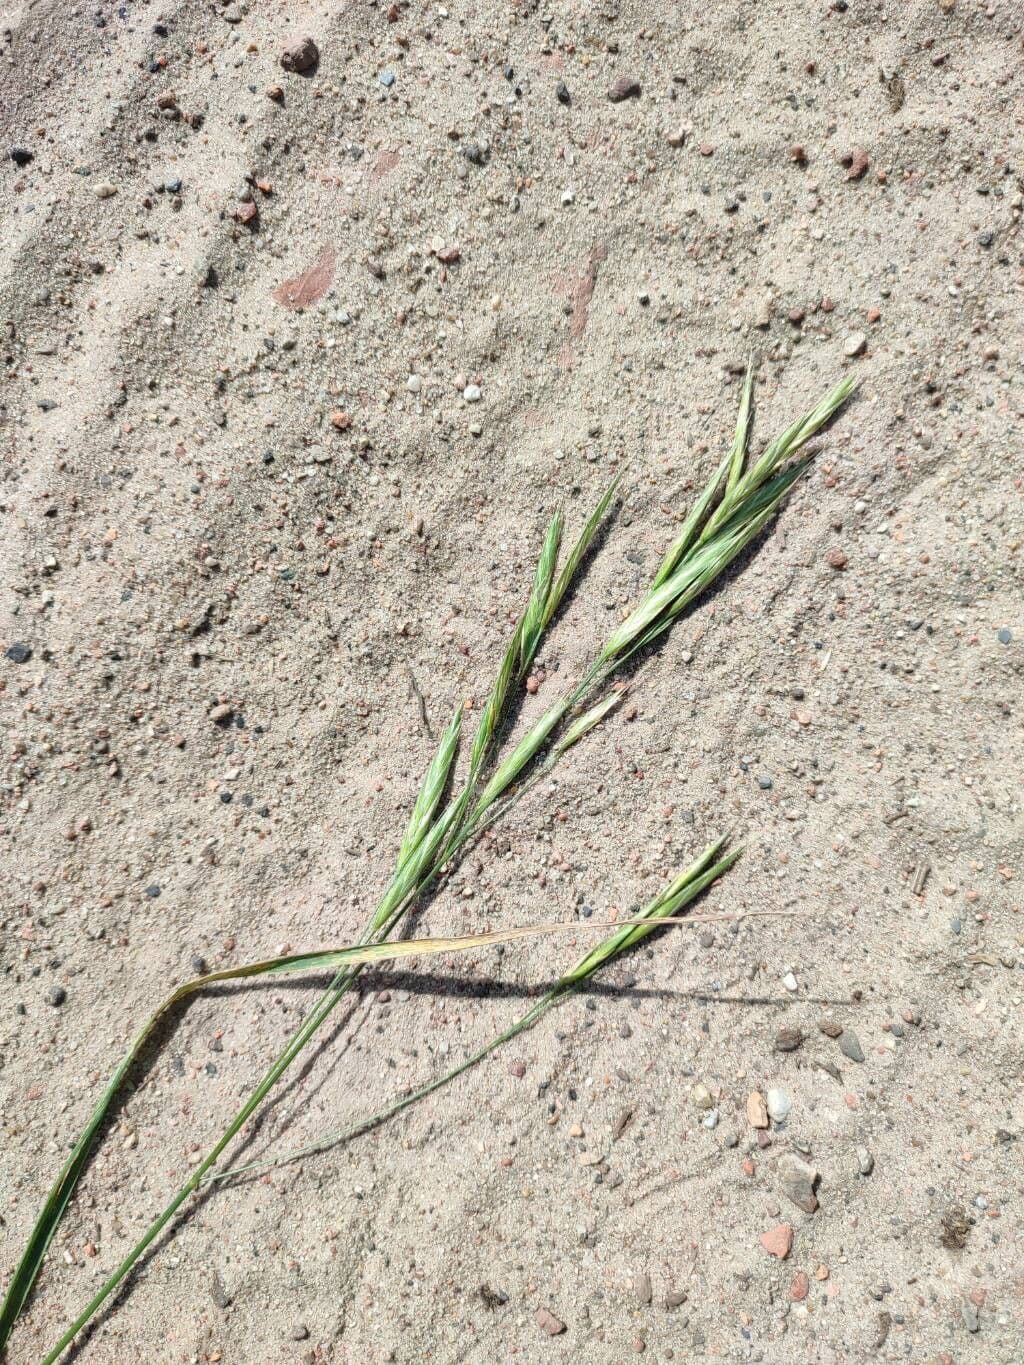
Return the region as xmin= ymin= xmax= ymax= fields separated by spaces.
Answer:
xmin=211 ymin=991 xmax=568 ymax=1182
xmin=39 ymin=966 xmax=358 ymax=1363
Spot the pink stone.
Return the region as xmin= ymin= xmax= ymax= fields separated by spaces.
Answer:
xmin=760 ymin=1223 xmax=794 ymax=1259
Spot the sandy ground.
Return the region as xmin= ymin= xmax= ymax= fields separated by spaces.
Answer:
xmin=2 ymin=0 xmax=1023 ymax=1361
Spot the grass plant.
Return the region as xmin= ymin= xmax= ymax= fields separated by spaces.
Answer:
xmin=0 ymin=368 xmax=855 ymax=1361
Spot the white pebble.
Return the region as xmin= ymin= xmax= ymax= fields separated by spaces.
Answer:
xmin=766 ymin=1088 xmax=792 ymax=1122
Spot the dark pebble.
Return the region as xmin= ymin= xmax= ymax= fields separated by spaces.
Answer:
xmin=977 ymin=230 xmax=994 ymax=248
xmin=556 ymin=80 xmax=571 ymax=105
xmin=839 ymin=1029 xmax=865 ymax=1063
xmin=10 ymin=147 xmax=34 ymax=167
xmin=145 ymin=884 xmax=162 ymax=898
xmin=280 ymin=35 xmax=319 ymax=74
xmin=758 ymin=775 xmax=773 ymax=790
xmin=774 ymin=1026 xmax=805 ymax=1052
xmin=608 ymin=76 xmax=641 ymax=103
xmin=997 ymin=627 xmax=1012 ymax=644
xmin=46 ymin=986 xmax=67 ymax=1007
xmin=5 ymin=642 xmax=32 ymax=664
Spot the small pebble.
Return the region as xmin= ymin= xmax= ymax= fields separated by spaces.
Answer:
xmin=746 ymin=1091 xmax=769 ymax=1128
xmin=608 ymin=76 xmax=642 ymax=102
xmin=209 ymin=1273 xmax=231 ymax=1309
xmin=774 ymin=1026 xmax=805 ymax=1053
xmin=843 ymin=331 xmax=867 ymax=358
xmin=839 ymin=1029 xmax=865 ymax=1064
xmin=841 ymin=147 xmax=870 ymax=180
xmin=857 ymin=1147 xmax=875 ymax=1176
xmin=766 ymin=1088 xmax=792 ymax=1122
xmin=5 ymin=642 xmax=32 ymax=664
xmin=280 ymin=35 xmax=319 ymax=73
xmin=535 ymin=1306 xmax=566 ymax=1336
xmin=760 ymin=1222 xmax=793 ymax=1259
xmin=46 ymin=986 xmax=67 ymax=1007
xmin=778 ymin=1153 xmax=818 ymax=1213
xmin=691 ymin=1082 xmax=713 ymax=1111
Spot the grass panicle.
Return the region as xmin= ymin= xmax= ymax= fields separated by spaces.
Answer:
xmin=2 ymin=366 xmax=856 ymax=1362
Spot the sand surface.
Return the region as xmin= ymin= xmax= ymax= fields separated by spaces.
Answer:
xmin=2 ymin=0 xmax=1022 ymax=1361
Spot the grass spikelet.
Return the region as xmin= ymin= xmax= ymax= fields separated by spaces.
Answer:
xmin=398 ymin=708 xmax=462 ymax=866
